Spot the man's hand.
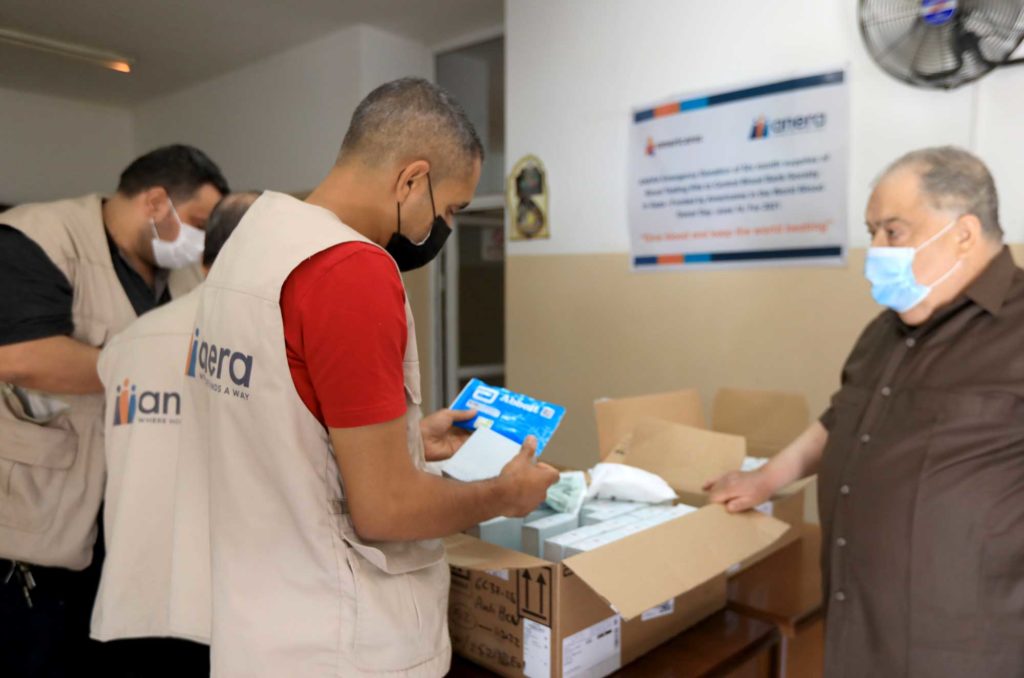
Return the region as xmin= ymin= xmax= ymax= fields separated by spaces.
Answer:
xmin=705 ymin=421 xmax=830 ymax=513
xmin=420 ymin=408 xmax=476 ymax=462
xmin=0 ymin=336 xmax=102 ymax=394
xmin=332 ymin=421 xmax=559 ymax=541
xmin=703 ymin=469 xmax=776 ymax=513
xmin=495 ymin=436 xmax=560 ymax=517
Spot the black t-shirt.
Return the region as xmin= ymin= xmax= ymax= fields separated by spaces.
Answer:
xmin=0 ymin=223 xmax=170 ymax=346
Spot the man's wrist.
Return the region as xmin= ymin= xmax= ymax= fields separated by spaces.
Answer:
xmin=758 ymin=461 xmax=791 ymax=496
xmin=483 ymin=475 xmax=510 ymax=518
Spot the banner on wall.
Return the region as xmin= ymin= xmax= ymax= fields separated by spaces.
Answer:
xmin=628 ymin=69 xmax=848 ymax=271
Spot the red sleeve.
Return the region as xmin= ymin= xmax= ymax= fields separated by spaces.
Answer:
xmin=280 ymin=242 xmax=408 ymax=428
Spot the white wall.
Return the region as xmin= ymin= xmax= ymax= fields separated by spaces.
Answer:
xmin=0 ymin=86 xmax=134 ymax=205
xmin=506 ymin=0 xmax=1024 ymax=257
xmin=975 ymin=65 xmax=1024 ymax=241
xmin=134 ymin=24 xmax=433 ymax=193
xmin=357 ymin=25 xmax=435 ymax=99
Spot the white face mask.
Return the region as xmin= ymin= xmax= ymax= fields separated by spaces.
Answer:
xmin=151 ymin=200 xmax=204 ymax=269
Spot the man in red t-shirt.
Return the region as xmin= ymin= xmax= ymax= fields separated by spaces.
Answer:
xmin=286 ymin=78 xmax=557 ymax=543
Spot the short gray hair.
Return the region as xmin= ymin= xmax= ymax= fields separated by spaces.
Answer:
xmin=339 ymin=77 xmax=483 ymax=180
xmin=202 ymin=191 xmax=260 ymax=267
xmin=883 ymin=146 xmax=1001 ymax=239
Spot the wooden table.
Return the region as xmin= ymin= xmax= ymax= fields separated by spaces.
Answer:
xmin=616 ymin=609 xmax=780 ymax=678
xmin=727 ymin=524 xmax=824 ymax=678
xmin=447 ymin=609 xmax=780 ymax=678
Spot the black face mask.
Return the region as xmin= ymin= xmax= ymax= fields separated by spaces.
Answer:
xmin=386 ymin=174 xmax=452 ymax=272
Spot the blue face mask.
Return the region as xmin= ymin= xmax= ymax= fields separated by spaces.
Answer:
xmin=864 ymin=219 xmax=961 ymax=313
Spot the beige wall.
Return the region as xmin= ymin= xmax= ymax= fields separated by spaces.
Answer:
xmin=506 ymin=245 xmax=1024 ymax=472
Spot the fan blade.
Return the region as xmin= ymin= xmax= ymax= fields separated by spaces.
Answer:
xmin=963 ymin=3 xmax=1024 ymax=45
xmin=914 ymin=23 xmax=958 ymax=74
xmin=871 ymin=16 xmax=927 ymax=64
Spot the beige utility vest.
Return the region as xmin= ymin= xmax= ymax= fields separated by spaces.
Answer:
xmin=189 ymin=191 xmax=449 ymax=677
xmin=0 ymin=195 xmax=196 ymax=568
xmin=90 ymin=288 xmax=205 ymax=641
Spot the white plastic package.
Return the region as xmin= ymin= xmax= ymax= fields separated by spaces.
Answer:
xmin=585 ymin=463 xmax=678 ymax=504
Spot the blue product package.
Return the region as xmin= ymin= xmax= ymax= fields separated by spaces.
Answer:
xmin=450 ymin=379 xmax=566 ymax=454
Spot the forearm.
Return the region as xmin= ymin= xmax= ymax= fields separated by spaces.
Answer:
xmin=760 ymin=420 xmax=828 ymax=490
xmin=354 ymin=470 xmax=509 ymax=542
xmin=0 ymin=336 xmax=102 ymax=394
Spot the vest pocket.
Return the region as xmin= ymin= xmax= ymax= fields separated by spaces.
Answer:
xmin=345 ymin=546 xmax=450 ymax=671
xmin=0 ymin=394 xmax=77 ymax=533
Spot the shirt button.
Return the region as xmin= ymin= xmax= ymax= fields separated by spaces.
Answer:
xmin=835 ymin=591 xmax=847 ymax=602
xmin=836 ymin=537 xmax=847 ymax=547
xmin=860 ymin=433 xmax=871 ymax=444
xmin=881 ymin=386 xmax=892 ymax=397
xmin=840 ymin=485 xmax=851 ymax=495
xmin=906 ymin=338 xmax=917 ymax=348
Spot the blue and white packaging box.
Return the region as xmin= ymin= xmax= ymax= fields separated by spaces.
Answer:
xmin=450 ymin=378 xmax=566 ymax=454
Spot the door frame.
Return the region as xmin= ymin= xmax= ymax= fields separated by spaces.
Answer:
xmin=432 ymin=193 xmax=504 ymax=407
xmin=431 ymin=27 xmax=505 ymax=408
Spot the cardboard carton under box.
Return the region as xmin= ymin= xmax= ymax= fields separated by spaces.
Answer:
xmin=445 ymin=504 xmax=788 ymax=678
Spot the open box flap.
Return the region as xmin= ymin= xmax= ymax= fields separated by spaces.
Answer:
xmin=563 ymin=504 xmax=788 ymax=620
xmin=594 ymin=389 xmax=705 ymax=460
xmin=624 ymin=417 xmax=746 ymax=496
xmin=444 ymin=533 xmax=550 ymax=570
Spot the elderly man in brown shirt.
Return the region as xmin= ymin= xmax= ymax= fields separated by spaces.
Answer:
xmin=707 ymin=146 xmax=1024 ymax=677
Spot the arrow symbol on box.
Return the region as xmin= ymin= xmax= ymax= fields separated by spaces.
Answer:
xmin=522 ymin=570 xmax=532 ymax=610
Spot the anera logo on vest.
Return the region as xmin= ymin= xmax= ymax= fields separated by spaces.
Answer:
xmin=185 ymin=327 xmax=255 ymax=401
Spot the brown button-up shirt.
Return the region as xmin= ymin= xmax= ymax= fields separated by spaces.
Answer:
xmin=818 ymin=247 xmax=1024 ymax=677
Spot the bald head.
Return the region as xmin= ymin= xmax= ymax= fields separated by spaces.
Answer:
xmin=338 ymin=77 xmax=483 ymax=181
xmin=879 ymin=146 xmax=1002 ymax=241
xmin=202 ymin=191 xmax=260 ymax=267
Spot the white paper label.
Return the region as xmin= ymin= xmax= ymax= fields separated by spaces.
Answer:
xmin=562 ymin=615 xmax=621 ymax=678
xmin=441 ymin=427 xmax=520 ymax=481
xmin=485 ymin=569 xmax=510 ymax=581
xmin=755 ymin=500 xmax=775 ymax=517
xmin=641 ymin=598 xmax=675 ymax=621
xmin=523 ymin=618 xmax=551 ymax=678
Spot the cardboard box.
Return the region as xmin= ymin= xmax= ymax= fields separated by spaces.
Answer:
xmin=595 ymin=388 xmax=813 ymax=574
xmin=594 ymin=388 xmax=706 ymax=460
xmin=446 ymin=504 xmax=787 ymax=677
xmin=444 ymin=386 xmax=806 ymax=676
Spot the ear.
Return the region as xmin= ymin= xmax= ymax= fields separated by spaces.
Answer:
xmin=142 ymin=186 xmax=171 ymax=221
xmin=955 ymin=213 xmax=983 ymax=256
xmin=393 ymin=160 xmax=431 ymax=206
